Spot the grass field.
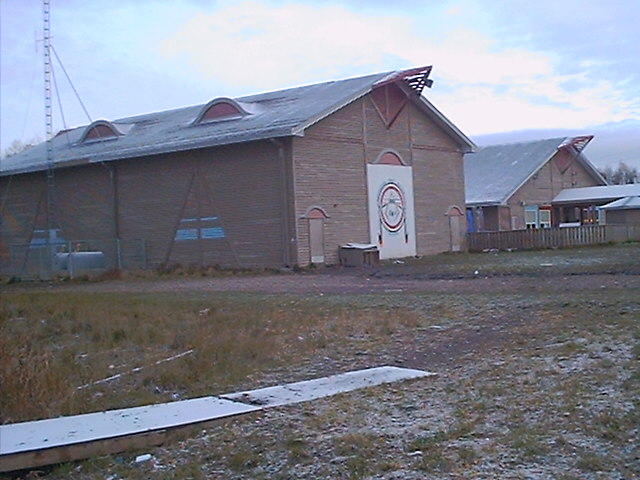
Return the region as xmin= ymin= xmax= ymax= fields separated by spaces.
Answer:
xmin=1 ymin=243 xmax=638 ymax=479
xmin=0 ymin=291 xmax=427 ymax=424
xmin=375 ymin=242 xmax=640 ymax=278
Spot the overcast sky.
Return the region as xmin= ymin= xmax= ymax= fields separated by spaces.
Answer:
xmin=1 ymin=0 xmax=639 ymax=153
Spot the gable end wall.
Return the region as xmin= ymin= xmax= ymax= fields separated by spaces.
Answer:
xmin=292 ymin=91 xmax=467 ymax=266
xmin=507 ymin=149 xmax=602 ymax=228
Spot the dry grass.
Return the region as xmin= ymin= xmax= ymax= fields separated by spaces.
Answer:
xmin=0 ymin=291 xmax=425 ymax=423
xmin=1 ymin=244 xmax=638 ymax=478
xmin=13 ymin=283 xmax=637 ymax=480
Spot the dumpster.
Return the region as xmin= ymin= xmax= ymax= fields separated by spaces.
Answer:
xmin=339 ymin=243 xmax=380 ymax=267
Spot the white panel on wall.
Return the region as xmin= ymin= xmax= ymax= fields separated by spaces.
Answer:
xmin=366 ymin=164 xmax=417 ymax=259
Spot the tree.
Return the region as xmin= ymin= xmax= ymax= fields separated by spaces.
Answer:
xmin=599 ymin=162 xmax=639 ymax=185
xmin=1 ymin=138 xmax=42 ymax=159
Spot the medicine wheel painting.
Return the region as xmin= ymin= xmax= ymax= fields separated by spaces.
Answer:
xmin=377 ymin=182 xmax=406 ymax=232
xmin=366 ymin=163 xmax=417 ymax=260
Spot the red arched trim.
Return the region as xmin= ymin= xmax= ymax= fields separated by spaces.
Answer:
xmin=302 ymin=206 xmax=329 ymax=219
xmin=202 ymin=102 xmax=242 ymax=121
xmin=80 ymin=120 xmax=121 ymax=142
xmin=445 ymin=205 xmax=464 ymax=216
xmin=194 ymin=98 xmax=250 ymax=124
xmin=374 ymin=150 xmax=405 ymax=166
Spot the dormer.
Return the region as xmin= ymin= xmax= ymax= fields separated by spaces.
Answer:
xmin=193 ymin=98 xmax=257 ymax=125
xmin=79 ymin=120 xmax=122 ymax=143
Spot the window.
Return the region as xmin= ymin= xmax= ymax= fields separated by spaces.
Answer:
xmin=201 ymin=102 xmax=242 ymax=121
xmin=194 ymin=98 xmax=251 ymax=124
xmin=201 ymin=227 xmax=225 ymax=239
xmin=80 ymin=121 xmax=121 ymax=143
xmin=175 ymin=228 xmax=198 ymax=241
xmin=174 ymin=217 xmax=226 ymax=241
xmin=524 ymin=205 xmax=539 ymax=229
xmin=539 ymin=209 xmax=551 ymax=228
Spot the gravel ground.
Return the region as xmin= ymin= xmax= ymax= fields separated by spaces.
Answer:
xmin=5 ymin=271 xmax=639 ymax=296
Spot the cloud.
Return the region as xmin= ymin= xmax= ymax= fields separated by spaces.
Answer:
xmin=160 ymin=1 xmax=550 ymax=88
xmin=160 ymin=1 xmax=639 ymax=135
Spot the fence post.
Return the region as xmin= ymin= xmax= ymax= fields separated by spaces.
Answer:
xmin=116 ymin=238 xmax=122 ymax=270
xmin=142 ymin=239 xmax=148 ymax=269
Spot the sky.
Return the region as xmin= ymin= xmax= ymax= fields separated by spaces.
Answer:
xmin=1 ymin=0 xmax=639 ymax=165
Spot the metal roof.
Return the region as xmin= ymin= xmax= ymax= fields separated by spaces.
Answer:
xmin=1 ymin=68 xmax=475 ymax=177
xmin=464 ymin=137 xmax=605 ymax=206
xmin=598 ymin=195 xmax=640 ymax=210
xmin=553 ymin=183 xmax=640 ymax=204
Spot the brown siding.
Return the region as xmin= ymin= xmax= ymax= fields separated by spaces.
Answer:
xmin=117 ymin=142 xmax=289 ymax=268
xmin=507 ymin=150 xmax=602 ymax=229
xmin=410 ymin=99 xmax=467 ymax=255
xmin=606 ymin=209 xmax=640 ymax=225
xmin=0 ymin=165 xmax=115 ymax=271
xmin=482 ymin=206 xmax=500 ymax=231
xmin=1 ymin=140 xmax=292 ymax=272
xmin=0 ymin=167 xmax=113 ymax=241
xmin=1 ymin=174 xmax=46 ymax=243
xmin=292 ymin=92 xmax=467 ymax=265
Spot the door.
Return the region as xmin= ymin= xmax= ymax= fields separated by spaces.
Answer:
xmin=366 ymin=164 xmax=417 ymax=259
xmin=449 ymin=215 xmax=461 ymax=252
xmin=309 ymin=218 xmax=325 ymax=264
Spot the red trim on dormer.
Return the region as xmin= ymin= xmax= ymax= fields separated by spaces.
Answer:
xmin=201 ymin=102 xmax=242 ymax=121
xmin=194 ymin=98 xmax=251 ymax=125
xmin=79 ymin=120 xmax=121 ymax=143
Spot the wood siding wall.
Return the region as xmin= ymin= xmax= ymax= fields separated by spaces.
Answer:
xmin=0 ymin=140 xmax=291 ymax=271
xmin=605 ymin=209 xmax=640 ymax=225
xmin=507 ymin=150 xmax=601 ymax=229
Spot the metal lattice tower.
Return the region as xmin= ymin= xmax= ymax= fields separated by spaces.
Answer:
xmin=43 ymin=0 xmax=56 ymax=242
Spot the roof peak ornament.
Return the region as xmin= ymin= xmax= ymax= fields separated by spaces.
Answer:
xmin=375 ymin=66 xmax=434 ymax=96
xmin=559 ymin=135 xmax=594 ymax=153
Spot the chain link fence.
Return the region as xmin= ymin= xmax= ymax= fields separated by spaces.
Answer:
xmin=0 ymin=238 xmax=147 ymax=279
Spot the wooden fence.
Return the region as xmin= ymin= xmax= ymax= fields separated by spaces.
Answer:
xmin=467 ymin=224 xmax=640 ymax=252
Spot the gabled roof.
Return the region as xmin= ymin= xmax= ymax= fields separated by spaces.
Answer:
xmin=553 ymin=183 xmax=640 ymax=204
xmin=1 ymin=68 xmax=475 ymax=177
xmin=598 ymin=195 xmax=640 ymax=210
xmin=464 ymin=136 xmax=606 ymax=206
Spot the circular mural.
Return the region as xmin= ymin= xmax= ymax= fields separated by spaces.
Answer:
xmin=377 ymin=181 xmax=406 ymax=232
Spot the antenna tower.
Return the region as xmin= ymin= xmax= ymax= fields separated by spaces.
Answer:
xmin=42 ymin=0 xmax=57 ymax=251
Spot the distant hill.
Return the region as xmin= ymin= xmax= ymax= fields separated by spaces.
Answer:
xmin=473 ymin=119 xmax=640 ymax=170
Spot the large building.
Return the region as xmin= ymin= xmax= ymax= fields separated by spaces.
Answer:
xmin=464 ymin=136 xmax=606 ymax=231
xmin=0 ymin=67 xmax=474 ymax=274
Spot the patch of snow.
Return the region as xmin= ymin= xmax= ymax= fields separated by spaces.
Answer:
xmin=134 ymin=454 xmax=152 ymax=463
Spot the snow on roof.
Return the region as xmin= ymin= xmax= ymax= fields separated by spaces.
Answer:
xmin=553 ymin=183 xmax=640 ymax=204
xmin=1 ymin=68 xmax=475 ymax=177
xmin=464 ymin=137 xmax=567 ymax=205
xmin=598 ymin=195 xmax=640 ymax=210
xmin=464 ymin=136 xmax=605 ymax=206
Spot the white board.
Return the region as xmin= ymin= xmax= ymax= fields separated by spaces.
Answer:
xmin=221 ymin=366 xmax=435 ymax=407
xmin=0 ymin=366 xmax=435 ymax=460
xmin=0 ymin=397 xmax=259 ymax=456
xmin=367 ymin=164 xmax=417 ymax=259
